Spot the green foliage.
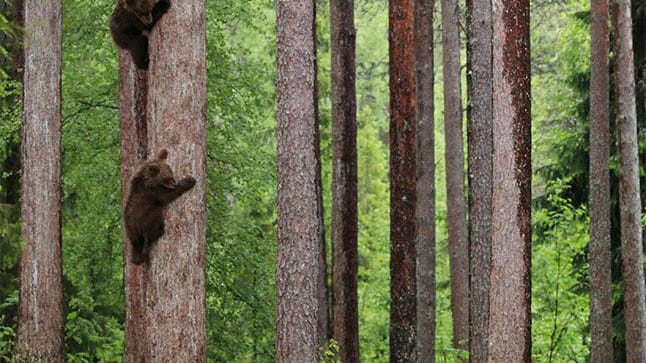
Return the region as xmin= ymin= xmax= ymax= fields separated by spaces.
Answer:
xmin=319 ymin=339 xmax=341 ymax=363
xmin=532 ymin=180 xmax=590 ymax=362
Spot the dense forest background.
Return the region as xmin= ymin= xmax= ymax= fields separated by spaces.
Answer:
xmin=0 ymin=0 xmax=644 ymax=361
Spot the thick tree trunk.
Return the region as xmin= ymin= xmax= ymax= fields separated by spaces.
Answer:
xmin=440 ymin=0 xmax=468 ymax=355
xmin=613 ymin=0 xmax=646 ymax=361
xmin=488 ymin=0 xmax=531 ymax=360
xmin=588 ymin=0 xmax=613 ymax=360
xmin=330 ymin=0 xmax=359 ymax=362
xmin=389 ymin=0 xmax=417 ymax=361
xmin=465 ymin=0 xmax=493 ymax=360
xmin=144 ymin=0 xmax=208 ymax=360
xmin=275 ymin=1 xmax=328 ymax=361
xmin=119 ymin=52 xmax=149 ymax=363
xmin=414 ymin=0 xmax=434 ymax=361
xmin=14 ymin=0 xmax=64 ymax=361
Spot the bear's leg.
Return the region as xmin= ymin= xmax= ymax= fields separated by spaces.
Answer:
xmin=152 ymin=0 xmax=171 ymax=26
xmin=131 ymin=236 xmax=146 ymax=264
xmin=129 ymin=35 xmax=149 ymax=70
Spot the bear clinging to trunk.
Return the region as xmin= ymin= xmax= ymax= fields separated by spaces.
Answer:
xmin=124 ymin=149 xmax=196 ymax=264
xmin=110 ymin=0 xmax=171 ymax=69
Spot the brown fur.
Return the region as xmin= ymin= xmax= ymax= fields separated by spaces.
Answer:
xmin=109 ymin=0 xmax=170 ymax=69
xmin=124 ymin=149 xmax=195 ymax=264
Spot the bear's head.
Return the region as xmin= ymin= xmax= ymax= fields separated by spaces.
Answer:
xmin=141 ymin=149 xmax=177 ymax=190
xmin=123 ymin=0 xmax=157 ymax=25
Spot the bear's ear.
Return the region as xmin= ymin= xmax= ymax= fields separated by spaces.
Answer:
xmin=147 ymin=164 xmax=160 ymax=177
xmin=157 ymin=149 xmax=168 ymax=160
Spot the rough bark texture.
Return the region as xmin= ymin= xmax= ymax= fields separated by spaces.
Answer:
xmin=143 ymin=0 xmax=208 ymax=360
xmin=15 ymin=0 xmax=64 ymax=361
xmin=330 ymin=0 xmax=359 ymax=362
xmin=119 ymin=51 xmax=149 ymax=363
xmin=414 ymin=0 xmax=435 ymax=361
xmin=465 ymin=0 xmax=493 ymax=360
xmin=613 ymin=0 xmax=646 ymax=361
xmin=488 ymin=0 xmax=531 ymax=360
xmin=275 ymin=1 xmax=328 ymax=361
xmin=588 ymin=0 xmax=613 ymax=360
xmin=389 ymin=0 xmax=417 ymax=361
xmin=440 ymin=0 xmax=468 ymax=355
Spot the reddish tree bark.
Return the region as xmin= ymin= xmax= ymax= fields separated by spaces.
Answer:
xmin=389 ymin=0 xmax=417 ymax=361
xmin=613 ymin=0 xmax=646 ymax=361
xmin=119 ymin=52 xmax=149 ymax=362
xmin=14 ymin=0 xmax=64 ymax=361
xmin=440 ymin=0 xmax=468 ymax=355
xmin=414 ymin=0 xmax=435 ymax=361
xmin=588 ymin=0 xmax=613 ymax=360
xmin=275 ymin=0 xmax=329 ymax=361
xmin=487 ymin=0 xmax=531 ymax=360
xmin=143 ymin=0 xmax=208 ymax=360
xmin=465 ymin=0 xmax=493 ymax=360
xmin=330 ymin=0 xmax=359 ymax=361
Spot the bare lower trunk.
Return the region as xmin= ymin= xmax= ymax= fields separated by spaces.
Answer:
xmin=330 ymin=0 xmax=359 ymax=361
xmin=488 ymin=0 xmax=531 ymax=360
xmin=414 ymin=0 xmax=435 ymax=361
xmin=275 ymin=1 xmax=328 ymax=361
xmin=441 ymin=0 xmax=468 ymax=355
xmin=389 ymin=0 xmax=417 ymax=361
xmin=465 ymin=0 xmax=493 ymax=360
xmin=15 ymin=0 xmax=64 ymax=361
xmin=588 ymin=0 xmax=613 ymax=360
xmin=613 ymin=0 xmax=646 ymax=361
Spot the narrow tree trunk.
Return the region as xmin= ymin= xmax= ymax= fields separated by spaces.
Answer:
xmin=389 ymin=0 xmax=417 ymax=361
xmin=119 ymin=51 xmax=149 ymax=362
xmin=330 ymin=0 xmax=359 ymax=361
xmin=465 ymin=0 xmax=493 ymax=359
xmin=588 ymin=0 xmax=613 ymax=360
xmin=613 ymin=0 xmax=646 ymax=361
xmin=414 ymin=0 xmax=435 ymax=361
xmin=488 ymin=0 xmax=531 ymax=360
xmin=144 ymin=0 xmax=207 ymax=360
xmin=441 ymin=0 xmax=468 ymax=355
xmin=276 ymin=1 xmax=328 ymax=361
xmin=15 ymin=0 xmax=64 ymax=361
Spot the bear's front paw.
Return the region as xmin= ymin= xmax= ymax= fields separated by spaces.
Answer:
xmin=179 ymin=176 xmax=196 ymax=189
xmin=154 ymin=0 xmax=171 ymax=15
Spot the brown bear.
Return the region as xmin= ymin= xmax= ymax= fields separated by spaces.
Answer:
xmin=109 ymin=0 xmax=171 ymax=69
xmin=124 ymin=149 xmax=195 ymax=264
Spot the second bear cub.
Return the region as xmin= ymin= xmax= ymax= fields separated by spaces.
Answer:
xmin=124 ymin=149 xmax=196 ymax=264
xmin=110 ymin=0 xmax=171 ymax=69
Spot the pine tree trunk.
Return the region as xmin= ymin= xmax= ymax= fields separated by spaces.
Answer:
xmin=15 ymin=0 xmax=64 ymax=361
xmin=330 ymin=0 xmax=359 ymax=361
xmin=144 ymin=0 xmax=208 ymax=360
xmin=414 ymin=0 xmax=435 ymax=361
xmin=440 ymin=0 xmax=468 ymax=356
xmin=588 ymin=0 xmax=613 ymax=359
xmin=275 ymin=1 xmax=329 ymax=361
xmin=465 ymin=0 xmax=493 ymax=359
xmin=488 ymin=0 xmax=531 ymax=360
xmin=119 ymin=53 xmax=149 ymax=362
xmin=389 ymin=0 xmax=417 ymax=361
xmin=613 ymin=0 xmax=646 ymax=361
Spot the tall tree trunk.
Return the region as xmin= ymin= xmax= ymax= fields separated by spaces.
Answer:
xmin=414 ymin=0 xmax=434 ymax=361
xmin=441 ymin=0 xmax=468 ymax=355
xmin=143 ymin=0 xmax=208 ymax=360
xmin=275 ymin=1 xmax=328 ymax=361
xmin=488 ymin=0 xmax=531 ymax=360
xmin=119 ymin=52 xmax=149 ymax=362
xmin=330 ymin=0 xmax=359 ymax=361
xmin=465 ymin=0 xmax=493 ymax=359
xmin=389 ymin=0 xmax=417 ymax=361
xmin=613 ymin=0 xmax=646 ymax=361
xmin=14 ymin=0 xmax=64 ymax=361
xmin=589 ymin=0 xmax=613 ymax=360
